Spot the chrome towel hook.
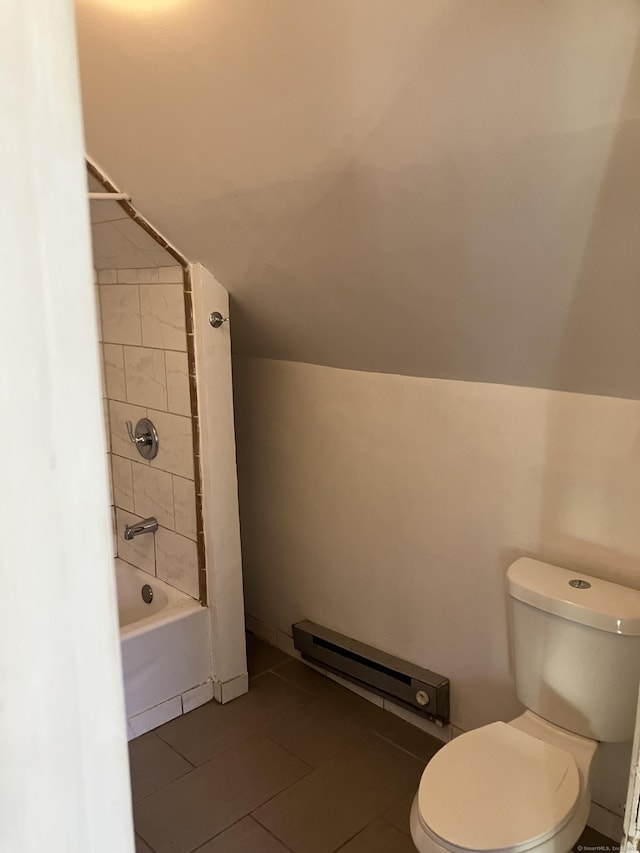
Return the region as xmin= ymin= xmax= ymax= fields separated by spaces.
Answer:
xmin=209 ymin=311 xmax=229 ymax=329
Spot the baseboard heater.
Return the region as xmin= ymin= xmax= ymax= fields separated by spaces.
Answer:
xmin=292 ymin=620 xmax=450 ymax=727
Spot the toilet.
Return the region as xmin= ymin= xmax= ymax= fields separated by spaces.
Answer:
xmin=410 ymin=557 xmax=640 ymax=853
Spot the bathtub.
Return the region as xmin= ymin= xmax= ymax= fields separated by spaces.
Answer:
xmin=115 ymin=558 xmax=213 ymax=739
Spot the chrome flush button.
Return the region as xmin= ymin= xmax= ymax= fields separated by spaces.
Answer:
xmin=569 ymin=579 xmax=591 ymax=590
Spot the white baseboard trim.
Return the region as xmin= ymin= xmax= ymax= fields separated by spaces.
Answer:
xmin=275 ymin=629 xmax=302 ymax=659
xmin=126 ymin=678 xmax=215 ymax=739
xmin=382 ymin=697 xmax=452 ymax=743
xmin=182 ymin=679 xmax=214 ymax=714
xmin=588 ymin=802 xmax=623 ymax=844
xmin=213 ymin=671 xmax=249 ymax=704
xmin=246 ymin=613 xmax=277 ymax=646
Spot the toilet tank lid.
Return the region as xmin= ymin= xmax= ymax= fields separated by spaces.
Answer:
xmin=508 ymin=558 xmax=640 ymax=636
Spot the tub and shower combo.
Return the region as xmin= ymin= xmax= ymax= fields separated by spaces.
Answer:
xmin=115 ymin=557 xmax=212 ymax=739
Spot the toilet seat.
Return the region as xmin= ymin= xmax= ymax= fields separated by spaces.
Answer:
xmin=417 ymin=722 xmax=581 ymax=853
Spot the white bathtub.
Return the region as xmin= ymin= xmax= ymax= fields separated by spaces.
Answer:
xmin=115 ymin=558 xmax=213 ymax=739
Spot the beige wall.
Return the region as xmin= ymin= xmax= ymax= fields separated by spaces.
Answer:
xmin=77 ymin=0 xmax=640 ymax=398
xmin=233 ymin=356 xmax=640 ymax=819
xmin=96 ymin=265 xmax=200 ymax=598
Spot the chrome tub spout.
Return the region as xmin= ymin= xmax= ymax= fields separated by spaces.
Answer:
xmin=123 ymin=517 xmax=158 ymax=541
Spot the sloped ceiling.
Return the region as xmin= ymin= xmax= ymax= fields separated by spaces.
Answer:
xmin=76 ymin=0 xmax=640 ymax=398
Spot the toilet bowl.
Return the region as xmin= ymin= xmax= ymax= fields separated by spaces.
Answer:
xmin=408 ymin=557 xmax=640 ymax=853
xmin=410 ymin=711 xmax=597 ymax=853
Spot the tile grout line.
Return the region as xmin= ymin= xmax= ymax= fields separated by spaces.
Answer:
xmin=101 ymin=340 xmax=189 ymax=354
xmin=371 ymin=729 xmax=433 ymax=766
xmin=260 ymin=733 xmax=314 ymax=774
xmin=332 ymin=821 xmax=377 ymax=853
xmin=130 ymin=755 xmax=194 ymax=809
xmin=380 ymin=813 xmax=412 ymax=838
xmin=130 ymin=756 xmax=195 ymax=808
xmin=263 ymin=668 xmax=317 ymax=702
xmin=151 ymin=727 xmax=264 ymax=775
xmin=332 ymin=814 xmax=413 ymax=852
xmin=188 ymin=814 xmax=299 ymax=853
xmin=252 ymin=816 xmax=299 ymax=853
xmin=149 ymin=731 xmax=198 ymax=768
xmin=135 ymin=831 xmax=159 ymax=853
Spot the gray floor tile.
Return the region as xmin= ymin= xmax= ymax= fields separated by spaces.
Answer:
xmin=253 ymin=735 xmax=423 ymax=853
xmin=273 ymin=659 xmax=344 ymax=697
xmin=372 ymin=714 xmax=443 ymax=763
xmin=247 ymin=634 xmax=289 ymax=677
xmin=156 ymin=672 xmax=312 ymax=765
xmin=197 ymin=816 xmax=291 ymax=852
xmin=135 ymin=734 xmax=310 ymax=853
xmin=382 ymin=789 xmax=414 ymax=836
xmin=266 ymin=694 xmax=372 ymax=767
xmin=337 ymin=818 xmax=417 ymax=852
xmin=129 ymin=732 xmax=192 ymax=802
xmin=313 ymin=680 xmax=388 ymax=727
xmin=136 ymin=836 xmax=154 ymax=853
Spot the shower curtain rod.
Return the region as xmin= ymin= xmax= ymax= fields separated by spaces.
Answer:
xmin=88 ymin=192 xmax=130 ymax=201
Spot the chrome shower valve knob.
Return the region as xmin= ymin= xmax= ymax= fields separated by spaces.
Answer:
xmin=125 ymin=418 xmax=159 ymax=460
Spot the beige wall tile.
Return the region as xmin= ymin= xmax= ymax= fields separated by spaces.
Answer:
xmin=100 ymin=285 xmax=142 ymax=345
xmin=108 ymin=399 xmax=148 ymax=462
xmin=145 ymin=248 xmax=178 ymax=267
xmin=97 ymin=269 xmax=117 ymax=284
xmin=116 ymin=508 xmax=156 ymax=575
xmin=132 ymin=463 xmax=175 ymax=529
xmin=158 ymin=266 xmax=184 ymax=283
xmin=140 ymin=285 xmax=186 ymax=351
xmin=112 ymin=455 xmax=134 ymax=513
xmin=104 ymin=343 xmax=126 ymax=401
xmin=173 ymin=476 xmax=197 ymax=540
xmin=165 ymin=351 xmax=191 ymax=416
xmin=124 ymin=346 xmax=167 ymax=410
xmin=148 ymin=409 xmax=194 ymax=479
xmin=118 ymin=268 xmax=159 ymax=284
xmin=112 ymin=219 xmax=164 ymax=255
xmin=155 ymin=527 xmax=198 ymax=598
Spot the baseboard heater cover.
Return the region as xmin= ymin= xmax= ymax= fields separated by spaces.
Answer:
xmin=292 ymin=620 xmax=450 ymax=726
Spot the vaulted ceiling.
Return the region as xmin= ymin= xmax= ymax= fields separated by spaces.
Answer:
xmin=76 ymin=0 xmax=640 ymax=398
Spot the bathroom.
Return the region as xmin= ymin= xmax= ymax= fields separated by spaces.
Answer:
xmin=4 ymin=1 xmax=640 ymax=852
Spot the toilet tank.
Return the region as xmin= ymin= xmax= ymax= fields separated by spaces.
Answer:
xmin=508 ymin=558 xmax=640 ymax=742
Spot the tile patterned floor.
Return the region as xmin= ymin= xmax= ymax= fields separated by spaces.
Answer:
xmin=131 ymin=634 xmax=618 ymax=853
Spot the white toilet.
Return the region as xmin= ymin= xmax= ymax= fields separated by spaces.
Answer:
xmin=410 ymin=557 xmax=640 ymax=853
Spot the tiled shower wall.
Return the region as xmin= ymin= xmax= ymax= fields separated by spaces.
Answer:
xmin=96 ymin=266 xmax=199 ymax=599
